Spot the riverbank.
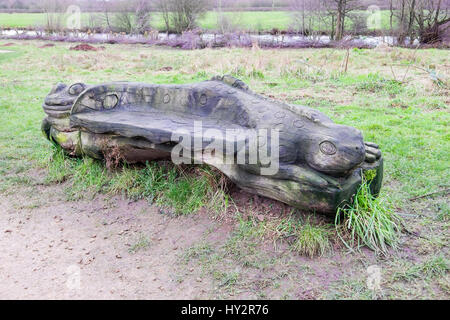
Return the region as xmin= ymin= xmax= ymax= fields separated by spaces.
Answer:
xmin=6 ymin=28 xmax=446 ymax=50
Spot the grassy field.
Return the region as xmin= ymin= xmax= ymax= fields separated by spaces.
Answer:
xmin=0 ymin=11 xmax=291 ymax=30
xmin=0 ymin=10 xmax=394 ymax=32
xmin=0 ymin=40 xmax=448 ymax=299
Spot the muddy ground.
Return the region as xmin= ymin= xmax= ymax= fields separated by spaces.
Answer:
xmin=0 ymin=169 xmax=385 ymax=300
xmin=2 ymin=169 xmax=446 ymax=300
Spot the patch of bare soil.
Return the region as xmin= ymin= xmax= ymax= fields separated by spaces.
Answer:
xmin=229 ymin=186 xmax=294 ymax=220
xmin=4 ymin=169 xmax=441 ymax=300
xmin=39 ymin=43 xmax=55 ymax=48
xmin=69 ymin=44 xmax=104 ymax=52
xmin=0 ymin=182 xmax=225 ymax=299
xmin=0 ymin=177 xmax=373 ymax=300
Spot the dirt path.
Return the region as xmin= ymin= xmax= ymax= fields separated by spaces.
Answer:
xmin=0 ymin=177 xmax=363 ymax=300
xmin=1 ymin=173 xmax=445 ymax=300
xmin=0 ymin=182 xmax=225 ymax=299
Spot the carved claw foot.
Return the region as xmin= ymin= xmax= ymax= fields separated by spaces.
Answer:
xmin=360 ymin=142 xmax=384 ymax=197
xmin=365 ymin=142 xmax=382 ymax=163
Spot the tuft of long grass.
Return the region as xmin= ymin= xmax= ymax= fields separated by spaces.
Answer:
xmin=227 ymin=213 xmax=331 ymax=258
xmin=335 ymin=174 xmax=403 ymax=255
xmin=353 ymin=73 xmax=404 ymax=94
xmin=153 ymin=165 xmax=230 ymax=215
xmin=44 ymin=145 xmax=231 ymax=215
xmin=291 ymin=222 xmax=331 ymax=258
xmin=195 ymin=166 xmax=231 ymax=216
xmin=162 ymin=177 xmax=210 ymax=215
xmin=66 ymin=157 xmax=109 ymax=200
xmin=108 ymin=162 xmax=177 ymax=202
xmin=45 ymin=146 xmax=73 ymax=183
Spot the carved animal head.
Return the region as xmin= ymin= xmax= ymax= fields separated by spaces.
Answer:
xmin=43 ymin=82 xmax=88 ymax=118
xmin=303 ymin=124 xmax=366 ymax=177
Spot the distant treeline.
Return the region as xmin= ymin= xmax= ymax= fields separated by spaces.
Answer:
xmin=1 ymin=0 xmax=448 ymax=45
xmin=0 ymin=8 xmax=295 ymax=13
xmin=0 ymin=0 xmax=410 ymax=12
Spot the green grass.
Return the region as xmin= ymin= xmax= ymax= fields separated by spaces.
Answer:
xmin=336 ymin=173 xmax=403 ymax=255
xmin=107 ymin=162 xmax=178 ymax=202
xmin=0 ymin=40 xmax=448 ymax=299
xmin=128 ymin=234 xmax=151 ymax=254
xmin=46 ymin=146 xmax=222 ymax=214
xmin=325 ymin=279 xmax=376 ymax=300
xmin=0 ymin=43 xmax=447 ymax=210
xmin=0 ymin=12 xmax=47 ymax=28
xmin=343 ymin=73 xmax=404 ymax=95
xmin=44 ymin=145 xmax=72 ymax=183
xmin=393 ymin=256 xmax=449 ymax=281
xmin=0 ymin=48 xmax=22 ymax=63
xmin=180 ymin=242 xmax=214 ymax=264
xmin=291 ymin=222 xmax=332 ymax=258
xmin=224 ymin=213 xmax=332 ymax=258
xmin=0 ymin=11 xmax=290 ymax=30
xmin=0 ymin=11 xmax=291 ymax=30
xmin=223 ymin=216 xmax=268 ymax=268
xmin=0 ymin=10 xmax=396 ymax=32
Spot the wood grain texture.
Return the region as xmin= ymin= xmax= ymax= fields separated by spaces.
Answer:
xmin=41 ymin=76 xmax=384 ymax=214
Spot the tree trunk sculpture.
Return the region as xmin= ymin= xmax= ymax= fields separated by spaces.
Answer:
xmin=41 ymin=76 xmax=383 ymax=214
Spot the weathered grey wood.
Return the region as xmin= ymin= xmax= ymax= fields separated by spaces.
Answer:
xmin=41 ymin=76 xmax=384 ymax=214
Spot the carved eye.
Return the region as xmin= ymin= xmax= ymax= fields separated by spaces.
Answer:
xmin=68 ymin=83 xmax=86 ymax=95
xmin=104 ymin=93 xmax=119 ymax=109
xmin=199 ymin=94 xmax=207 ymax=106
xmin=163 ymin=94 xmax=170 ymax=104
xmin=319 ymin=141 xmax=337 ymax=155
xmin=50 ymin=83 xmax=67 ymax=94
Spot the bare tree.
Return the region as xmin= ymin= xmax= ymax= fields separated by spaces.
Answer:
xmin=290 ymin=0 xmax=326 ymax=37
xmin=155 ymin=0 xmax=171 ymax=32
xmin=216 ymin=0 xmax=242 ymax=33
xmin=415 ymin=0 xmax=449 ymax=43
xmin=114 ymin=1 xmax=134 ymax=33
xmin=390 ymin=0 xmax=449 ymax=44
xmin=100 ymin=0 xmax=113 ymax=32
xmin=41 ymin=0 xmax=68 ymax=32
xmin=390 ymin=0 xmax=395 ymax=30
xmin=326 ymin=0 xmax=361 ymax=40
xmin=169 ymin=0 xmax=211 ymax=33
xmin=135 ymin=0 xmax=152 ymax=34
xmin=111 ymin=0 xmax=152 ymax=34
xmin=154 ymin=0 xmax=210 ymax=33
